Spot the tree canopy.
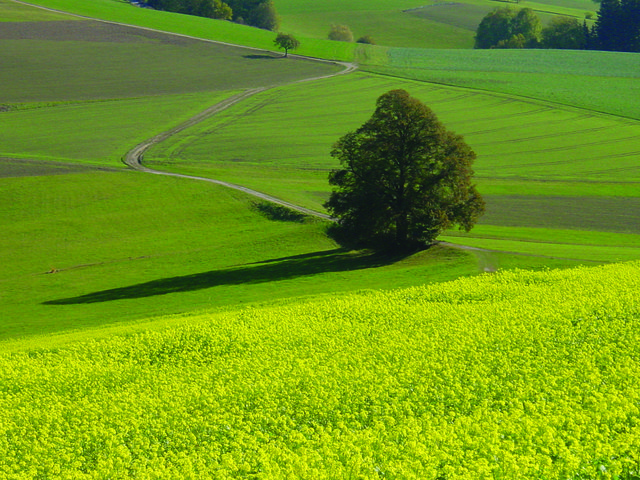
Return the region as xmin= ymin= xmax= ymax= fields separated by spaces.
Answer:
xmin=475 ymin=7 xmax=540 ymax=48
xmin=325 ymin=90 xmax=485 ymax=252
xmin=541 ymin=17 xmax=587 ymax=49
xmin=594 ymin=0 xmax=640 ymax=51
xmin=144 ymin=0 xmax=278 ymax=30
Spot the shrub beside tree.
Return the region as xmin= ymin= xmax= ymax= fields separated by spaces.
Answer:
xmin=328 ymin=24 xmax=354 ymax=42
xmin=541 ymin=17 xmax=587 ymax=49
xmin=325 ymin=90 xmax=485 ymax=252
xmin=356 ymin=35 xmax=375 ymax=45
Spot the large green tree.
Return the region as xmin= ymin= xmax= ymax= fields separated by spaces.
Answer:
xmin=541 ymin=16 xmax=587 ymax=49
xmin=595 ymin=0 xmax=640 ymax=51
xmin=475 ymin=7 xmax=540 ymax=48
xmin=325 ymin=90 xmax=485 ymax=251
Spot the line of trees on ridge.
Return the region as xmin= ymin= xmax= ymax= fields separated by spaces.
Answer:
xmin=142 ymin=0 xmax=279 ymax=30
xmin=475 ymin=0 xmax=640 ymax=51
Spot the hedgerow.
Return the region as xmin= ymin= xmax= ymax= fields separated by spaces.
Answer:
xmin=1 ymin=262 xmax=639 ymax=478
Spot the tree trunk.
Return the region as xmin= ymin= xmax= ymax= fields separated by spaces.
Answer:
xmin=396 ymin=214 xmax=409 ymax=249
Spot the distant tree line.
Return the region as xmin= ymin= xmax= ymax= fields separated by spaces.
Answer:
xmin=475 ymin=0 xmax=640 ymax=52
xmin=143 ymin=0 xmax=279 ymax=30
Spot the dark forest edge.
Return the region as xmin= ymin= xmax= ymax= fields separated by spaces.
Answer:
xmin=138 ymin=0 xmax=279 ymax=31
xmin=475 ymin=0 xmax=640 ymax=51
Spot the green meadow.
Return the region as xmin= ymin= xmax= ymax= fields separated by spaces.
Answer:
xmin=1 ymin=0 xmax=640 ymax=475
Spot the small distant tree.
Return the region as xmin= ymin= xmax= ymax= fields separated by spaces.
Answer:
xmin=328 ymin=24 xmax=354 ymax=42
xmin=541 ymin=16 xmax=587 ymax=48
xmin=356 ymin=35 xmax=375 ymax=44
xmin=274 ymin=32 xmax=299 ymax=57
xmin=325 ymin=89 xmax=485 ymax=252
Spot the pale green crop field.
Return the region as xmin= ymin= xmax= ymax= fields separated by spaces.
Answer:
xmin=366 ymin=48 xmax=640 ymax=120
xmin=1 ymin=261 xmax=639 ymax=478
xmin=12 ymin=0 xmax=360 ymax=59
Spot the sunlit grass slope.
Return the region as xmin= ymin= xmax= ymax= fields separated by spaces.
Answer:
xmin=1 ymin=261 xmax=639 ymax=478
xmin=0 ymin=170 xmax=481 ymax=340
xmin=18 ymin=0 xmax=359 ymax=59
xmin=23 ymin=0 xmax=597 ymax=53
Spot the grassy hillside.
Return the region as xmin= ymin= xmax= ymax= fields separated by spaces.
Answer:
xmin=3 ymin=0 xmax=639 ymax=340
xmin=144 ymin=73 xmax=640 ymax=263
xmin=276 ymin=0 xmax=597 ymax=49
xmin=365 ymin=49 xmax=640 ymax=120
xmin=10 ymin=0 xmax=359 ymax=59
xmin=0 ymin=170 xmax=484 ymax=340
xmin=20 ymin=0 xmax=598 ymax=52
xmin=2 ymin=261 xmax=639 ymax=478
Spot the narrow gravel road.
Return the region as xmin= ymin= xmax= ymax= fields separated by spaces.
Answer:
xmin=122 ymin=88 xmax=334 ymax=221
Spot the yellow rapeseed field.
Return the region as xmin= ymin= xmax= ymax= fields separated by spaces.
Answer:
xmin=1 ymin=262 xmax=639 ymax=479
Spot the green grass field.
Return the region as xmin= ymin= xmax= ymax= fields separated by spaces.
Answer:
xmin=2 ymin=0 xmax=640 ymax=477
xmin=276 ymin=0 xmax=597 ymax=49
xmin=0 ymin=170 xmax=484 ymax=340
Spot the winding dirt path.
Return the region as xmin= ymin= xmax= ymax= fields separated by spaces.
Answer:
xmin=122 ymin=86 xmax=334 ymax=221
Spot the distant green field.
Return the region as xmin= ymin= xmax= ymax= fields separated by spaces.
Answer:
xmin=145 ymin=73 xmax=640 ymax=203
xmin=16 ymin=0 xmax=359 ymax=59
xmin=2 ymin=261 xmax=639 ymax=478
xmin=276 ymin=0 xmax=596 ymax=48
xmin=22 ymin=0 xmax=598 ymax=52
xmin=365 ymin=48 xmax=640 ymax=120
xmin=144 ymin=72 xmax=640 ymax=262
xmin=0 ymin=17 xmax=340 ymax=103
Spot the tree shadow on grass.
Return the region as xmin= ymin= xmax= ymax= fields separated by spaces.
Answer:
xmin=243 ymin=54 xmax=279 ymax=60
xmin=43 ymin=249 xmax=408 ymax=305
